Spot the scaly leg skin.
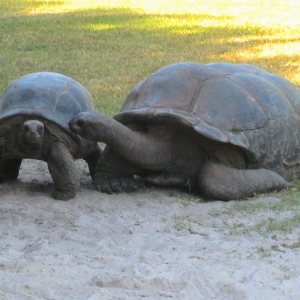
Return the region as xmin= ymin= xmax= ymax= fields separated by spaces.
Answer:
xmin=0 ymin=159 xmax=22 ymax=181
xmin=47 ymin=141 xmax=79 ymax=200
xmin=84 ymin=146 xmax=102 ymax=180
xmin=198 ymin=161 xmax=288 ymax=200
xmin=94 ymin=146 xmax=141 ymax=194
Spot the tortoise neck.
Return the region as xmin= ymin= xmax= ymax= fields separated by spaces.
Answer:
xmin=101 ymin=117 xmax=172 ymax=168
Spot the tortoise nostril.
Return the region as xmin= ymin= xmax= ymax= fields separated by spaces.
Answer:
xmin=24 ymin=124 xmax=30 ymax=132
xmin=76 ymin=119 xmax=85 ymax=128
xmin=37 ymin=124 xmax=44 ymax=134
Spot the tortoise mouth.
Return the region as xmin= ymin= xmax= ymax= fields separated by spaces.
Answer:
xmin=23 ymin=131 xmax=44 ymax=144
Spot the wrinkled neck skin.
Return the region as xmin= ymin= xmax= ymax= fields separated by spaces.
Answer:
xmin=74 ymin=113 xmax=175 ymax=169
xmin=103 ymin=117 xmax=175 ymax=169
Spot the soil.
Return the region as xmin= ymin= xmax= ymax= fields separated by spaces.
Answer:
xmin=0 ymin=159 xmax=299 ymax=299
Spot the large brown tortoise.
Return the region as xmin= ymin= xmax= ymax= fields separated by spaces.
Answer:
xmin=70 ymin=63 xmax=300 ymax=200
xmin=0 ymin=72 xmax=101 ymax=200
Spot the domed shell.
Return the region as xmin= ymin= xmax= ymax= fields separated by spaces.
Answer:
xmin=115 ymin=63 xmax=300 ymax=169
xmin=0 ymin=72 xmax=94 ymax=138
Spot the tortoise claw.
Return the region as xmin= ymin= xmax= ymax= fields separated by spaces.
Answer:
xmin=93 ymin=177 xmax=139 ymax=194
xmin=94 ymin=179 xmax=113 ymax=194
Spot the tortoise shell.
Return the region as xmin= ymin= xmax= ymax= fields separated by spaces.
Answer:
xmin=0 ymin=72 xmax=94 ymax=139
xmin=115 ymin=63 xmax=300 ymax=176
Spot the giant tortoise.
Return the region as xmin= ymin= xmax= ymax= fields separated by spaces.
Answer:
xmin=0 ymin=72 xmax=101 ymax=200
xmin=69 ymin=63 xmax=300 ymax=200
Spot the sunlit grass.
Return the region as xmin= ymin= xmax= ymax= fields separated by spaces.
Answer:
xmin=0 ymin=0 xmax=299 ymax=115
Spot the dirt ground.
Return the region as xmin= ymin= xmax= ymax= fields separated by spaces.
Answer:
xmin=0 ymin=159 xmax=299 ymax=300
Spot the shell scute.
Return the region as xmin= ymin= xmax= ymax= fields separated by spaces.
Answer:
xmin=135 ymin=73 xmax=201 ymax=113
xmin=193 ymin=76 xmax=267 ymax=131
xmin=228 ymin=73 xmax=294 ymax=121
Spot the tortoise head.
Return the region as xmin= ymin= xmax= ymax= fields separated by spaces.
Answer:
xmin=21 ymin=120 xmax=44 ymax=150
xmin=69 ymin=112 xmax=112 ymax=141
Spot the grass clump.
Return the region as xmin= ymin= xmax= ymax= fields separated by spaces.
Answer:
xmin=254 ymin=215 xmax=300 ymax=237
xmin=169 ymin=191 xmax=201 ymax=207
xmin=171 ymin=215 xmax=202 ymax=231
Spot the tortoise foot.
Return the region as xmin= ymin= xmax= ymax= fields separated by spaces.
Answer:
xmin=94 ymin=176 xmax=139 ymax=194
xmin=52 ymin=189 xmax=76 ymax=201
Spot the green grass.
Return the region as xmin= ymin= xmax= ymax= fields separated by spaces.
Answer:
xmin=171 ymin=215 xmax=202 ymax=231
xmin=254 ymin=215 xmax=300 ymax=236
xmin=169 ymin=191 xmax=201 ymax=207
xmin=221 ymin=213 xmax=300 ymax=238
xmin=0 ymin=0 xmax=299 ymax=115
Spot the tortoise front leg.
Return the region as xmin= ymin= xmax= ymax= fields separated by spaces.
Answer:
xmin=83 ymin=144 xmax=102 ymax=180
xmin=0 ymin=159 xmax=22 ymax=181
xmin=47 ymin=141 xmax=79 ymax=200
xmin=94 ymin=146 xmax=141 ymax=194
xmin=198 ymin=161 xmax=288 ymax=200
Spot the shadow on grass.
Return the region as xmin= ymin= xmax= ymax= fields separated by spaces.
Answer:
xmin=0 ymin=4 xmax=299 ymax=114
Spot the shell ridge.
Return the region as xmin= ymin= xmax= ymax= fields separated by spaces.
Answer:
xmin=53 ymin=80 xmax=70 ymax=111
xmin=256 ymin=73 xmax=299 ymax=111
xmin=282 ymin=120 xmax=289 ymax=160
xmin=155 ymin=70 xmax=220 ymax=82
xmin=226 ymin=76 xmax=269 ymax=121
xmin=189 ymin=78 xmax=203 ymax=113
xmin=195 ymin=117 xmax=252 ymax=148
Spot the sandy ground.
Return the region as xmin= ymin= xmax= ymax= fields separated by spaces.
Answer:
xmin=0 ymin=159 xmax=299 ymax=300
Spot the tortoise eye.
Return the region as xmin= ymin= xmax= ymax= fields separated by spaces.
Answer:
xmin=76 ymin=119 xmax=85 ymax=128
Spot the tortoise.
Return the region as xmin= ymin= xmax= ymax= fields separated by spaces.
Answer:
xmin=69 ymin=62 xmax=300 ymax=200
xmin=0 ymin=72 xmax=102 ymax=200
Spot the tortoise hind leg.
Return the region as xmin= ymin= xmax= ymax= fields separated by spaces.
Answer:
xmin=47 ymin=141 xmax=79 ymax=200
xmin=0 ymin=159 xmax=22 ymax=181
xmin=83 ymin=144 xmax=102 ymax=180
xmin=198 ymin=161 xmax=288 ymax=200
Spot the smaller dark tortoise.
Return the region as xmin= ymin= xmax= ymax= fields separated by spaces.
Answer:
xmin=0 ymin=72 xmax=101 ymax=200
